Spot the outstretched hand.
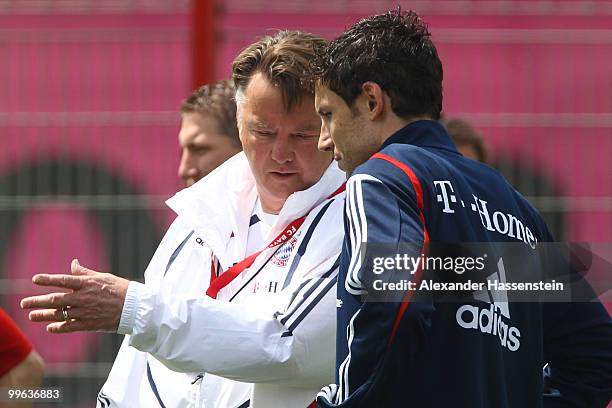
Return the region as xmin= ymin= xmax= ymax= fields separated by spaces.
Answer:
xmin=20 ymin=259 xmax=130 ymax=333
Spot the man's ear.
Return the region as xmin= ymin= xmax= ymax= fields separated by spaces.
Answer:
xmin=361 ymin=81 xmax=385 ymax=120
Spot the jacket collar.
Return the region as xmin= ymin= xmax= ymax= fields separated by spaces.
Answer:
xmin=380 ymin=119 xmax=459 ymax=155
xmin=166 ymin=152 xmax=345 ymax=269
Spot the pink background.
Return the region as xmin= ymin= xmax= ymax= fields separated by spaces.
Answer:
xmin=0 ymin=1 xmax=610 ymax=404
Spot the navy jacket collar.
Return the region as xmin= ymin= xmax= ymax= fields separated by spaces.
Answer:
xmin=380 ymin=120 xmax=459 ymax=155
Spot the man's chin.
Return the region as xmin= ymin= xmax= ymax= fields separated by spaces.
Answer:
xmin=262 ymin=177 xmax=311 ymax=196
xmin=336 ymin=159 xmax=350 ymax=174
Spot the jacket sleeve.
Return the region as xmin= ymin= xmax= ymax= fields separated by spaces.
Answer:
xmin=119 ymin=200 xmax=344 ymax=388
xmin=543 ymin=300 xmax=612 ymax=407
xmin=319 ymin=172 xmax=434 ymax=407
xmin=542 ymin=233 xmax=612 ymax=407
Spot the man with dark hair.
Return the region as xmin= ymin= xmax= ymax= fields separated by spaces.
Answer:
xmin=23 ymin=31 xmax=346 ymax=408
xmin=178 ymin=80 xmax=241 ymax=186
xmin=313 ymin=9 xmax=612 ymax=407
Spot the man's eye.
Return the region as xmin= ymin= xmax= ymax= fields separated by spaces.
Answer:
xmin=253 ymin=129 xmax=274 ymax=136
xmin=295 ymin=133 xmax=319 ymax=140
xmin=191 ymin=146 xmax=209 ymax=153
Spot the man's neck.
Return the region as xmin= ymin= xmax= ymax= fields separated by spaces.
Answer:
xmin=379 ymin=115 xmax=432 ymax=147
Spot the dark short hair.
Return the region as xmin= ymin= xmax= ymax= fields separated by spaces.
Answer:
xmin=312 ymin=9 xmax=443 ymax=120
xmin=232 ymin=30 xmax=327 ymax=112
xmin=180 ymin=80 xmax=239 ymax=143
xmin=441 ymin=117 xmax=489 ymax=163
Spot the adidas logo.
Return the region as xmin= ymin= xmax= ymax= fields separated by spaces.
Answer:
xmin=455 ymin=257 xmax=521 ymax=351
xmin=456 ymin=303 xmax=521 ymax=351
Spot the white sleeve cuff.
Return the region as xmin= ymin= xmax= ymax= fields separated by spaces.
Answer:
xmin=118 ymin=281 xmax=146 ymax=335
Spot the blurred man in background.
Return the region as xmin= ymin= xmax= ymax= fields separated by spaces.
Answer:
xmin=0 ymin=308 xmax=44 ymax=408
xmin=440 ymin=116 xmax=488 ymax=163
xmin=178 ymin=80 xmax=242 ymax=186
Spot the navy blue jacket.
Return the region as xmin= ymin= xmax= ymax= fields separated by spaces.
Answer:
xmin=318 ymin=120 xmax=612 ymax=408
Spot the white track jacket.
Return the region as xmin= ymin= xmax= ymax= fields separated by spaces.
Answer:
xmin=97 ymin=153 xmax=346 ymax=408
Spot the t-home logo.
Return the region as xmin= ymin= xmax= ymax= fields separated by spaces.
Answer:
xmin=433 ymin=180 xmax=538 ymax=249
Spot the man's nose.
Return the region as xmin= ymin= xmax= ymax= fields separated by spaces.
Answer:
xmin=318 ymin=123 xmax=334 ymax=152
xmin=178 ymin=151 xmax=198 ymax=180
xmin=270 ymin=136 xmax=294 ymax=164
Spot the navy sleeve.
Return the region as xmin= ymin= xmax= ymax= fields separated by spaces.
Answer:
xmin=319 ymin=171 xmax=434 ymax=407
xmin=541 ymin=234 xmax=612 ymax=407
xmin=543 ymin=301 xmax=612 ymax=407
